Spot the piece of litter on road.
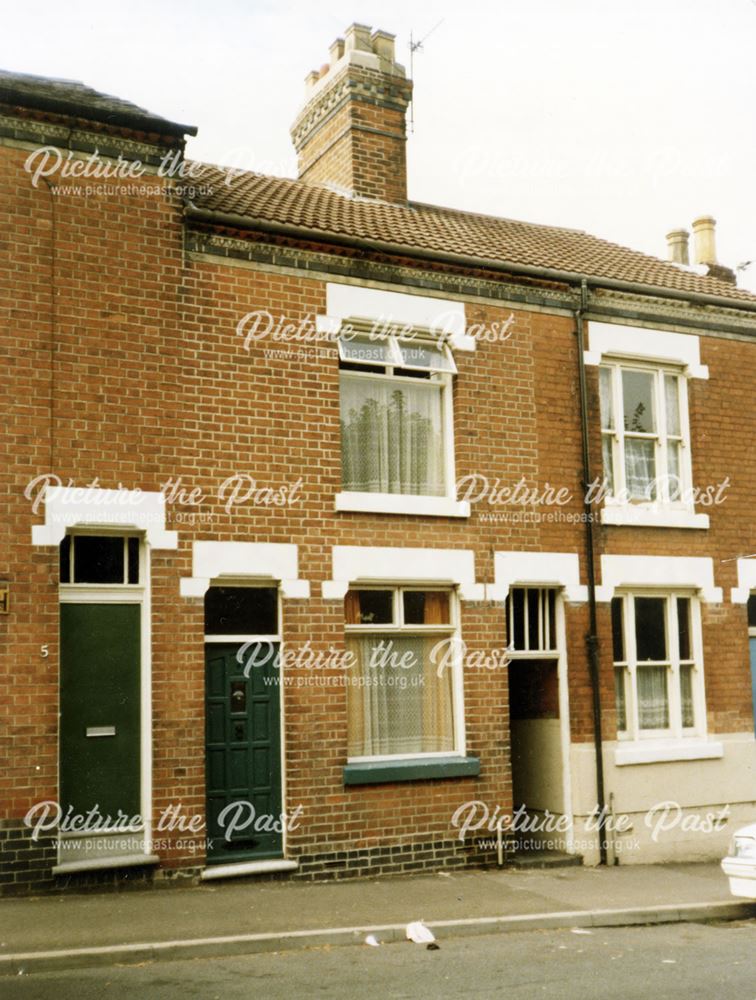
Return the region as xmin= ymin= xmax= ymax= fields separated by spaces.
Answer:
xmin=570 ymin=928 xmax=593 ymax=935
xmin=427 ymin=942 xmax=441 ymax=951
xmin=662 ymin=959 xmax=676 ymax=964
xmin=406 ymin=921 xmax=436 ymax=944
xmin=365 ymin=935 xmax=380 ymax=947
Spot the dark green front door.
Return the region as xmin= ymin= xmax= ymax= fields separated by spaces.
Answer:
xmin=205 ymin=643 xmax=282 ymax=863
xmin=60 ymin=603 xmax=141 ymax=820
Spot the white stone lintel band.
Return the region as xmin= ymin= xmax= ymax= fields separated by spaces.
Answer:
xmin=597 ymin=554 xmax=722 ymax=603
xmin=492 ymin=551 xmax=587 ymax=603
xmin=323 ymin=282 xmax=474 ymax=351
xmin=322 ymin=545 xmax=484 ymax=600
xmin=31 ymin=486 xmax=178 ymax=549
xmin=583 ymin=321 xmax=709 ymax=379
xmin=732 ymin=558 xmax=756 ymax=604
xmin=180 ymin=541 xmax=310 ymax=599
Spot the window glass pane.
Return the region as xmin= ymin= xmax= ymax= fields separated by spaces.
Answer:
xmin=527 ymin=589 xmax=540 ymax=649
xmin=614 ymin=667 xmax=627 ymax=731
xmin=345 ymin=590 xmax=393 ymax=625
xmin=509 ymin=588 xmax=525 ymax=650
xmin=680 ymin=665 xmax=695 ymax=728
xmin=602 ymin=435 xmax=614 ymax=493
xmin=622 ymin=370 xmax=655 ymax=433
xmin=677 ymin=598 xmax=691 ymax=660
xmin=665 ymin=375 xmax=681 ymax=436
xmin=624 ymin=438 xmax=656 ymax=499
xmin=747 ymin=595 xmax=756 ymax=628
xmin=403 ymin=590 xmax=451 ymax=625
xmin=340 ymin=374 xmax=445 ymax=496
xmin=204 ymin=587 xmax=278 ymax=635
xmin=548 ymin=589 xmax=557 ymax=649
xmin=396 ymin=339 xmax=454 ymax=372
xmin=637 ymin=666 xmax=669 ymax=729
xmin=611 ymin=598 xmax=625 ymax=662
xmin=599 ymin=367 xmax=614 ymax=430
xmin=127 ymin=537 xmax=139 ymax=584
xmin=347 ymin=635 xmax=454 ymax=756
xmin=59 ymin=535 xmax=71 ymax=583
xmin=635 ymin=597 xmax=667 ymax=661
xmin=667 ymin=441 xmax=682 ymax=502
xmin=339 ymin=335 xmax=393 ymax=366
xmin=73 ymin=535 xmax=124 ymax=584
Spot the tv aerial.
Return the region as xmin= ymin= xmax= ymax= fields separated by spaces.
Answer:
xmin=408 ymin=19 xmax=444 ymax=133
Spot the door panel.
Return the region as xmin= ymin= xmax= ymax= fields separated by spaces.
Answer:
xmin=205 ymin=643 xmax=282 ymax=862
xmin=60 ymin=603 xmax=141 ymax=820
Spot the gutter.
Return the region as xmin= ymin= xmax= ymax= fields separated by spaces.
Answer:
xmin=184 ymin=204 xmax=756 ymax=318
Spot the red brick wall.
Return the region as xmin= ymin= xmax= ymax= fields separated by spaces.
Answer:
xmin=2 ymin=128 xmax=755 ymax=890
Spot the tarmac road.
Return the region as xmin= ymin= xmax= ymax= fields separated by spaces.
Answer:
xmin=4 ymin=920 xmax=756 ymax=1000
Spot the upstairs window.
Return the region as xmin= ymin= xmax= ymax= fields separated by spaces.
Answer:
xmin=338 ymin=329 xmax=456 ymax=500
xmin=600 ymin=363 xmax=690 ymax=505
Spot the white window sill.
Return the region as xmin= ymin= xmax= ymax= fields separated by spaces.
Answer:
xmin=52 ymin=854 xmax=160 ymax=875
xmin=335 ymin=492 xmax=470 ymax=518
xmin=614 ymin=739 xmax=724 ymax=766
xmin=200 ymin=859 xmax=298 ymax=880
xmin=600 ymin=505 xmax=709 ymax=530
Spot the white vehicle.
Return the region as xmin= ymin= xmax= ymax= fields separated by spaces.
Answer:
xmin=721 ymin=823 xmax=756 ymax=899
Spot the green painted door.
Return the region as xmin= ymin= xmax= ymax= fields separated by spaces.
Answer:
xmin=205 ymin=643 xmax=282 ymax=863
xmin=60 ymin=603 xmax=141 ymax=820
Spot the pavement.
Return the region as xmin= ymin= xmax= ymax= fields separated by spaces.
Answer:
xmin=0 ymin=862 xmax=753 ymax=976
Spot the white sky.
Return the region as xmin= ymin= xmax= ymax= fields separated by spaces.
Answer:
xmin=3 ymin=0 xmax=755 ymax=291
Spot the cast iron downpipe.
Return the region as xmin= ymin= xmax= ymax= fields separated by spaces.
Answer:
xmin=574 ymin=278 xmax=608 ymax=866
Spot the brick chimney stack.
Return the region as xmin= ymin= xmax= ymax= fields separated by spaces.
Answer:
xmin=290 ymin=23 xmax=413 ymax=204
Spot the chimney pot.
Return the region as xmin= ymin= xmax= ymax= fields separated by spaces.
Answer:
xmin=371 ymin=29 xmax=396 ymax=62
xmin=691 ymin=215 xmax=718 ymax=265
xmin=329 ymin=37 xmax=345 ymax=66
xmin=344 ymin=23 xmax=373 ymax=52
xmin=666 ymin=228 xmax=690 ymax=266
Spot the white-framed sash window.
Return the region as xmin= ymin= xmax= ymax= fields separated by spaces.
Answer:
xmin=612 ymin=591 xmax=706 ymax=742
xmin=599 ymin=361 xmax=691 ymax=506
xmin=336 ymin=323 xmax=467 ymax=517
xmin=344 ymin=585 xmax=464 ymax=761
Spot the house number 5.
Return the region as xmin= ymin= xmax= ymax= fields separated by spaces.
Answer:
xmin=41 ymin=644 xmax=49 ymax=658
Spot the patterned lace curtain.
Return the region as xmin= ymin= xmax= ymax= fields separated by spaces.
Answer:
xmin=637 ymin=666 xmax=669 ymax=729
xmin=340 ymin=375 xmax=445 ymax=496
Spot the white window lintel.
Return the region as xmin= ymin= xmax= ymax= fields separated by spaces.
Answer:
xmin=323 ymin=282 xmax=474 ymax=352
xmin=597 ymin=554 xmax=722 ymax=603
xmin=31 ymin=486 xmax=177 ymax=550
xmin=490 ymin=551 xmax=586 ymax=603
xmin=322 ymin=545 xmax=484 ymax=601
xmin=180 ymin=541 xmax=310 ymax=599
xmin=732 ymin=558 xmax=756 ymax=604
xmin=584 ymin=322 xmax=709 ymax=378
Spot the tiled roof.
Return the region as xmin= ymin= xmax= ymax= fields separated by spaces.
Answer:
xmin=0 ymin=69 xmax=197 ymax=137
xmin=190 ymin=164 xmax=756 ymax=304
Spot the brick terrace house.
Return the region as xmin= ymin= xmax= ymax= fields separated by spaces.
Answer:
xmin=2 ymin=23 xmax=756 ymax=895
